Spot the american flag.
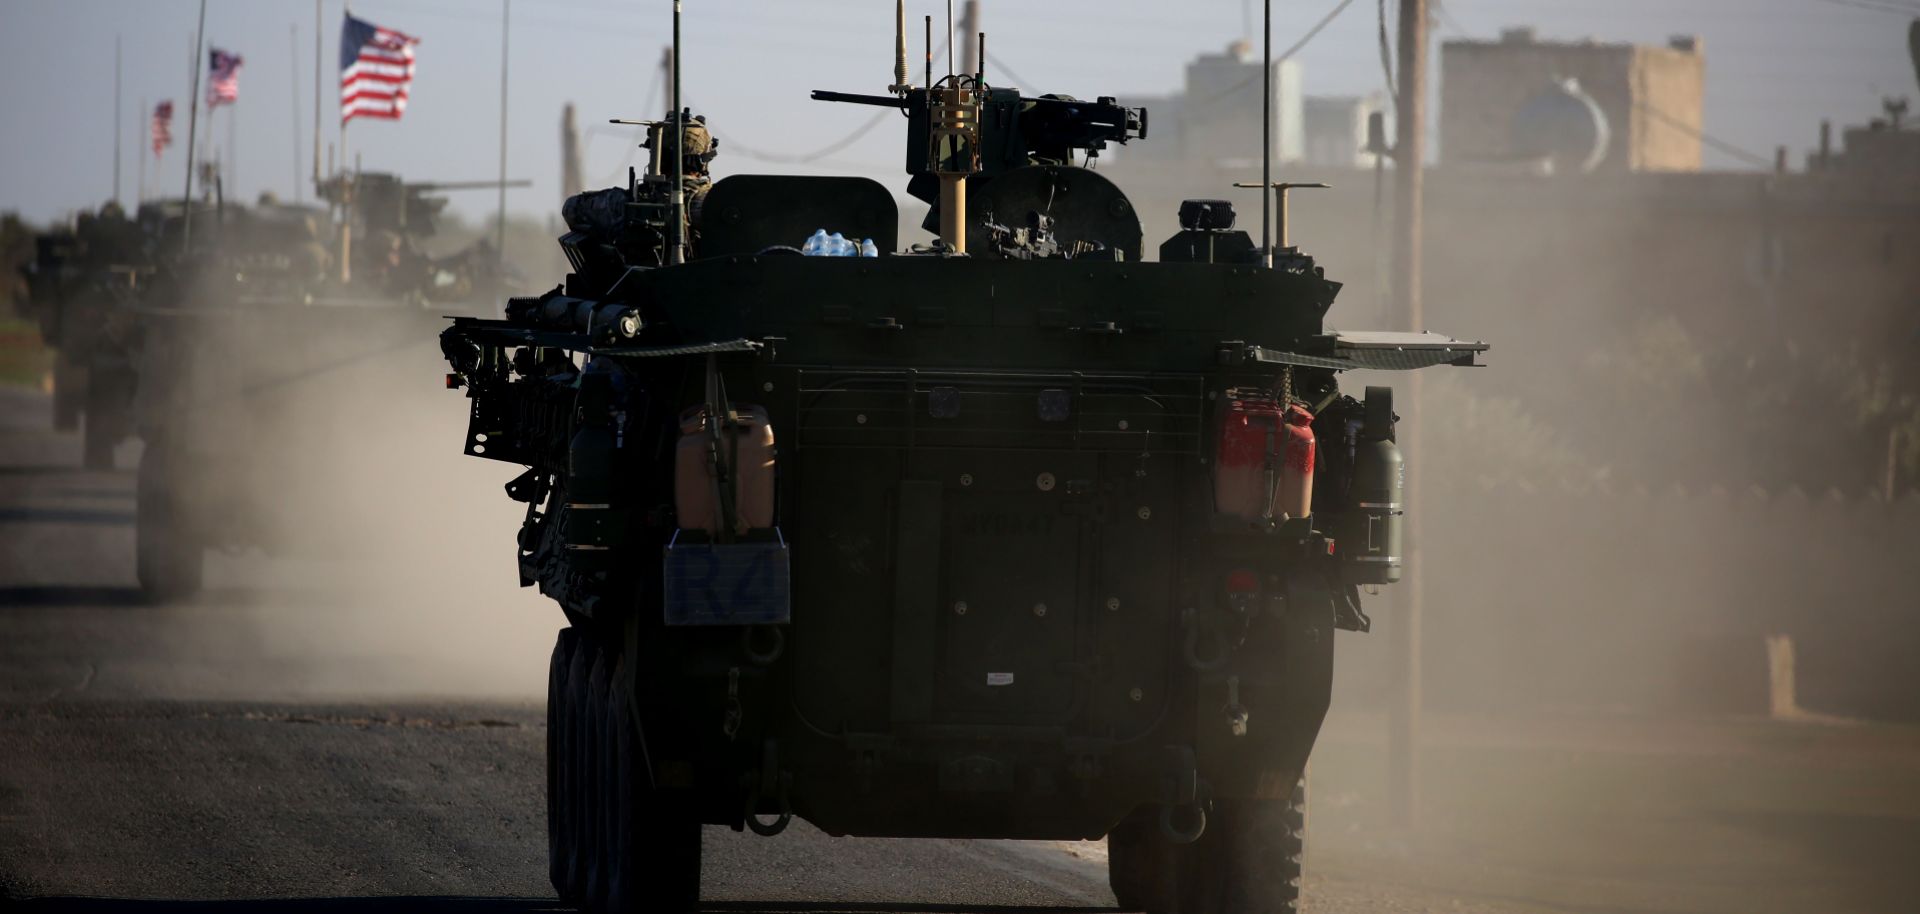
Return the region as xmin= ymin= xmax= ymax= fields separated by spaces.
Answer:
xmin=206 ymin=49 xmax=242 ymax=108
xmin=151 ymin=101 xmax=173 ymax=159
xmin=340 ymin=13 xmax=419 ymax=124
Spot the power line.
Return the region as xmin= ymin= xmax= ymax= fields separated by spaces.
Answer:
xmin=1377 ymin=0 xmax=1398 ymax=103
xmin=1636 ymin=100 xmax=1775 ymax=169
xmin=710 ymin=108 xmax=894 ymax=166
xmin=1179 ymin=0 xmax=1360 ymax=115
xmin=1808 ymin=0 xmax=1920 ymax=15
xmin=983 ymin=51 xmax=1035 ymax=92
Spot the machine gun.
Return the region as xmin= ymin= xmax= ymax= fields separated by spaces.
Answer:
xmin=812 ymin=88 xmax=1145 ymax=173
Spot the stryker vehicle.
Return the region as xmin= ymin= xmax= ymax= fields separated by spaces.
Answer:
xmin=19 ymin=204 xmax=151 ymax=468
xmin=131 ymin=175 xmax=520 ymax=601
xmin=439 ymin=9 xmax=1483 ymax=914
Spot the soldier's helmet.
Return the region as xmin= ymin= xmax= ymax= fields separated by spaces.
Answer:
xmin=648 ymin=111 xmax=720 ymax=177
xmin=98 ymin=201 xmax=127 ymax=223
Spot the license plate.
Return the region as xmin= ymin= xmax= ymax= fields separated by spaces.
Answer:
xmin=662 ymin=538 xmax=791 ymax=626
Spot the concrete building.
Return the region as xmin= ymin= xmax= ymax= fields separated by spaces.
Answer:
xmin=1119 ymin=42 xmax=1303 ymax=170
xmin=1302 ymin=94 xmax=1390 ymax=168
xmin=1441 ymin=27 xmax=1706 ymax=172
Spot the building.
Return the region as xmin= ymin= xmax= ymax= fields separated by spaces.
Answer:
xmin=1302 ymin=94 xmax=1390 ymax=168
xmin=1441 ymin=27 xmax=1705 ymax=172
xmin=1119 ymin=42 xmax=1303 ymax=170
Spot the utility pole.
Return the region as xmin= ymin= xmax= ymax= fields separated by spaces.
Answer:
xmin=497 ymin=0 xmax=511 ymax=268
xmin=1387 ymin=0 xmax=1428 ymax=829
xmin=560 ymin=103 xmax=583 ymax=202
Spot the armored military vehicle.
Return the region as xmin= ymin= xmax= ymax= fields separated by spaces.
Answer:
xmin=439 ymin=10 xmax=1482 ymax=913
xmin=18 ymin=204 xmax=151 ymax=468
xmin=131 ymin=176 xmax=518 ymax=601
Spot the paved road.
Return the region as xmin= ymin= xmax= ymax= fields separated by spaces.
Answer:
xmin=2 ymin=387 xmax=1917 ymax=914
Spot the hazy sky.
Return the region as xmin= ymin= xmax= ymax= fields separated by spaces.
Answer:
xmin=1 ymin=0 xmax=1913 ymax=224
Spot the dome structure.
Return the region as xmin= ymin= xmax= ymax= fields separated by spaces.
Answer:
xmin=1510 ymin=77 xmax=1610 ymax=174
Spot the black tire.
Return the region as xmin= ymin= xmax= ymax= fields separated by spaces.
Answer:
xmin=582 ymin=644 xmax=614 ymax=910
xmin=134 ymin=441 xmax=202 ymax=602
xmin=1108 ymin=807 xmax=1174 ymax=912
xmin=604 ymin=652 xmax=637 ymax=914
xmin=548 ymin=629 xmax=580 ymax=900
xmin=1110 ymin=778 xmax=1307 ymax=914
xmin=81 ymin=364 xmax=131 ymax=470
xmin=558 ymin=634 xmax=596 ymax=903
xmin=51 ymin=354 xmax=83 ymax=432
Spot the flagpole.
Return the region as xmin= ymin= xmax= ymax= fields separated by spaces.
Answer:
xmin=114 ymin=35 xmax=123 ymax=206
xmin=496 ymin=0 xmax=510 ymax=268
xmin=137 ymin=96 xmax=147 ymax=204
xmin=228 ymin=97 xmax=239 ymax=199
xmin=313 ymin=0 xmax=322 ymax=189
xmin=291 ymin=24 xmax=303 ymax=202
xmin=182 ymin=0 xmax=207 ymax=252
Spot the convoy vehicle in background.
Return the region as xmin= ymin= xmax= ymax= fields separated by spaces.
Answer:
xmin=439 ymin=7 xmax=1484 ymax=913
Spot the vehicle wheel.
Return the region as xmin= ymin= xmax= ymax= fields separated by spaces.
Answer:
xmin=52 ymin=354 xmax=84 ymax=432
xmin=602 ymin=649 xmax=703 ymax=914
xmin=1112 ymin=778 xmax=1307 ymax=914
xmin=559 ymin=634 xmax=596 ymax=903
xmin=548 ymin=628 xmax=580 ymax=900
xmin=603 ymin=652 xmax=638 ymax=914
xmin=1108 ymin=806 xmax=1173 ymax=912
xmin=582 ymin=643 xmax=614 ymax=910
xmin=134 ymin=441 xmax=202 ymax=602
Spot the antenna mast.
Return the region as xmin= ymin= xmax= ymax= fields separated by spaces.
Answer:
xmin=669 ymin=0 xmax=686 ymax=266
xmin=889 ymin=0 xmax=910 ymax=94
xmin=1260 ymin=0 xmax=1272 ymax=268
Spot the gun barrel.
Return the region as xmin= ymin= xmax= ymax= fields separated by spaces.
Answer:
xmin=811 ymin=90 xmax=909 ymax=109
xmin=413 ymin=179 xmax=535 ymax=192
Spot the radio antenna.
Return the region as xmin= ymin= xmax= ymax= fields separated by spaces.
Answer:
xmin=889 ymin=0 xmax=909 ymax=94
xmin=946 ymin=0 xmax=954 ymax=80
xmin=669 ymin=0 xmax=686 ymax=266
xmin=1260 ymin=0 xmax=1273 ymax=268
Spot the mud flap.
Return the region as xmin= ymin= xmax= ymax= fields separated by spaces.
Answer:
xmin=1196 ymin=572 xmax=1336 ymax=799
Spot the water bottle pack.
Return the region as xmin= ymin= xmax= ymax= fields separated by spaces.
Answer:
xmin=802 ymin=229 xmax=881 ymax=257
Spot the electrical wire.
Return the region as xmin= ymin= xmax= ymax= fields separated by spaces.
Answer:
xmin=1175 ymin=0 xmax=1360 ymax=115
xmin=1808 ymin=0 xmax=1920 ymax=15
xmin=983 ymin=51 xmax=1035 ymax=92
xmin=1377 ymin=0 xmax=1398 ymax=104
xmin=709 ymin=109 xmax=895 ymax=166
xmin=702 ymin=35 xmax=950 ymax=169
xmin=1635 ymin=100 xmax=1776 ymax=169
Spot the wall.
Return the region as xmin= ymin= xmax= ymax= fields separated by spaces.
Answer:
xmin=1332 ymin=485 xmax=1920 ymax=723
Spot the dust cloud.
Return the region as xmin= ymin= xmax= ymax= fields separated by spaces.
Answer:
xmin=144 ymin=287 xmax=557 ymax=702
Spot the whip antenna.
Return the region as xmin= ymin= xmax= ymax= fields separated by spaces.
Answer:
xmin=889 ymin=0 xmax=910 ymax=94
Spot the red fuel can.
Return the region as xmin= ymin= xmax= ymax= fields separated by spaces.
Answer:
xmin=1214 ymin=393 xmax=1315 ymax=523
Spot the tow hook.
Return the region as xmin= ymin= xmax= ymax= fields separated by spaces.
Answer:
xmin=1158 ymin=746 xmax=1210 ymax=844
xmin=1181 ymin=609 xmax=1231 ymax=672
xmin=742 ymin=740 xmax=793 ymax=837
xmin=1225 ymin=675 xmax=1249 ymax=737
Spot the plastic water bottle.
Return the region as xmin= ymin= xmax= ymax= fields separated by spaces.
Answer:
xmin=802 ymin=229 xmax=829 ymax=256
xmin=860 ymin=238 xmax=880 ymax=258
xmin=828 ymin=232 xmax=851 ymax=256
